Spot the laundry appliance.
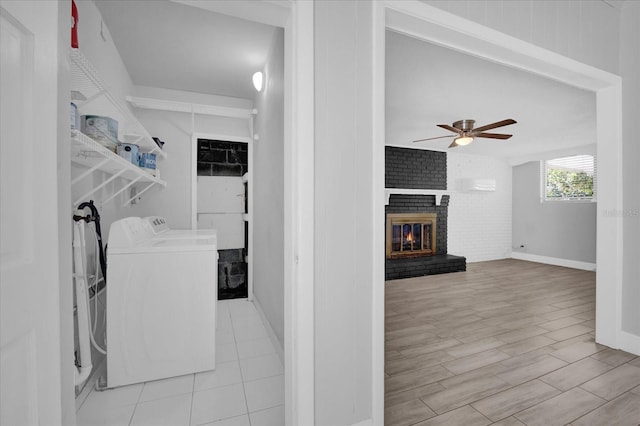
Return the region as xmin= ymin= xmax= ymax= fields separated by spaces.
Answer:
xmin=106 ymin=217 xmax=218 ymax=388
xmin=143 ymin=215 xmax=216 ymax=239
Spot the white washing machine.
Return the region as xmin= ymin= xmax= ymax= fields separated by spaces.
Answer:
xmin=106 ymin=217 xmax=218 ymax=388
xmin=143 ymin=215 xmax=216 ymax=239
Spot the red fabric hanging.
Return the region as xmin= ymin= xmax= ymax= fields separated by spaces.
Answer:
xmin=71 ymin=0 xmax=78 ymax=48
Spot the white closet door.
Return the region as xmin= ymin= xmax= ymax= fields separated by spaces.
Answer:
xmin=1 ymin=2 xmax=63 ymax=425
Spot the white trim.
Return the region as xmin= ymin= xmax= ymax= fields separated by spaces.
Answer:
xmin=384 ymin=1 xmax=619 ymax=90
xmin=247 ymin=121 xmax=255 ymax=303
xmin=385 ymin=188 xmax=449 ymax=205
xmin=372 ymin=2 xmax=386 ymax=425
xmin=74 ymin=358 xmax=106 ymax=412
xmin=350 ymin=420 xmax=374 ymax=426
xmin=511 ymin=252 xmax=596 ymax=272
xmin=619 ymin=331 xmax=640 ymax=356
xmin=126 ymin=96 xmax=254 ymax=119
xmin=380 ymin=0 xmax=625 ymax=419
xmin=252 ymin=297 xmax=285 ymax=364
xmin=283 ymin=2 xmax=315 ymax=425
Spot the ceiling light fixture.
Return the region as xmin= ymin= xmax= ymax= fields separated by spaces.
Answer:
xmin=454 ymin=135 xmax=474 ymax=146
xmin=252 ymin=71 xmax=263 ymax=92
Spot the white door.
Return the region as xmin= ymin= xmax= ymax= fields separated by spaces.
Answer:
xmin=1 ymin=1 xmax=64 ymax=425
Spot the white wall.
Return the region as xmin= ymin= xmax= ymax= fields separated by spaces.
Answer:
xmin=131 ymin=108 xmax=249 ymax=229
xmin=253 ymin=29 xmax=285 ymax=349
xmin=512 ymin=161 xmax=597 ymax=264
xmin=447 ymin=153 xmax=512 ymax=262
xmin=76 ymin=1 xmax=134 ymax=106
xmin=314 ymin=1 xmax=374 ymax=424
xmin=423 ymin=0 xmax=638 ymax=347
xmin=620 ymin=1 xmax=640 ymax=337
xmin=422 ymin=0 xmax=621 ymax=75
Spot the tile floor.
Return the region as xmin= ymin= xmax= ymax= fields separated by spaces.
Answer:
xmin=76 ymin=299 xmax=284 ymax=426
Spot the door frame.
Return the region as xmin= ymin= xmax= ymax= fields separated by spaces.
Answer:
xmin=372 ymin=0 xmax=625 ymax=420
xmin=191 ymin=133 xmax=254 ymax=300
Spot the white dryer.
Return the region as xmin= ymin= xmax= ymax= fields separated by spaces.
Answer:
xmin=106 ymin=217 xmax=218 ymax=388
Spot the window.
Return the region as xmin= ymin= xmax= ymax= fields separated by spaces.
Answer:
xmin=542 ymin=155 xmax=596 ymax=202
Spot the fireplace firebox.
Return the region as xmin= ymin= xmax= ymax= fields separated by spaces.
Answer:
xmin=386 ymin=213 xmax=437 ymax=259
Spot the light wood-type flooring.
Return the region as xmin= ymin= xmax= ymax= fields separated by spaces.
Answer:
xmin=385 ymin=259 xmax=640 ymax=426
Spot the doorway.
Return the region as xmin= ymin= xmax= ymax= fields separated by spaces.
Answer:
xmin=196 ymin=138 xmax=249 ymax=300
xmin=374 ymin=0 xmax=625 ymax=420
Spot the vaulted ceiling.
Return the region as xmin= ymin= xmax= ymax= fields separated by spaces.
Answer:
xmin=96 ymin=0 xmax=277 ymax=100
xmin=386 ymin=30 xmax=596 ymax=162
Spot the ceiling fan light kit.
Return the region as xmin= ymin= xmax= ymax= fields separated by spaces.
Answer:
xmin=453 ymin=135 xmax=473 ymax=146
xmin=414 ymin=118 xmax=517 ymax=148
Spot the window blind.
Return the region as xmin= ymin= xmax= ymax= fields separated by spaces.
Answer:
xmin=542 ymin=155 xmax=597 ymax=201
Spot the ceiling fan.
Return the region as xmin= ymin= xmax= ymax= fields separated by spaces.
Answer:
xmin=413 ymin=118 xmax=517 ymax=148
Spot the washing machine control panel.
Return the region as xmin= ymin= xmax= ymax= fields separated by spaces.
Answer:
xmin=144 ymin=216 xmax=170 ymax=235
xmin=108 ymin=217 xmax=154 ymax=248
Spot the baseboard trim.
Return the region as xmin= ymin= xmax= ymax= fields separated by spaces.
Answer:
xmin=350 ymin=419 xmax=374 ymax=426
xmin=511 ymin=252 xmax=596 ymax=271
xmin=75 ymin=357 xmax=106 ymax=412
xmin=252 ymin=295 xmax=284 ymax=366
xmin=619 ymin=331 xmax=640 ymax=356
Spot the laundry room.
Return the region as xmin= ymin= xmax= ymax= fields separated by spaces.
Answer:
xmin=69 ymin=1 xmax=285 ymax=423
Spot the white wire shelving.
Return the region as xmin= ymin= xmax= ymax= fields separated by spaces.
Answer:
xmin=70 ymin=49 xmax=167 ymax=208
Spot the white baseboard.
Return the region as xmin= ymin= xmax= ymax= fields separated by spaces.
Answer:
xmin=619 ymin=331 xmax=640 ymax=356
xmin=511 ymin=252 xmax=596 ymax=271
xmin=252 ymin=295 xmax=284 ymax=366
xmin=75 ymin=357 xmax=106 ymax=412
xmin=350 ymin=419 xmax=374 ymax=426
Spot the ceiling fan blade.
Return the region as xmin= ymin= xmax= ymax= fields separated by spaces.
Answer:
xmin=413 ymin=134 xmax=455 ymax=143
xmin=437 ymin=124 xmax=462 ymax=134
xmin=474 ymin=132 xmax=513 ymax=140
xmin=448 ymin=140 xmax=459 ymax=148
xmin=472 ymin=119 xmax=517 ymax=133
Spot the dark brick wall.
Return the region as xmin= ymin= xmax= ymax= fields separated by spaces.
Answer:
xmin=385 ymin=146 xmax=446 ymax=189
xmin=386 ymin=194 xmax=448 ymax=255
xmin=197 ymin=140 xmax=248 ymax=177
xmin=218 ymin=249 xmax=248 ymax=299
xmin=386 ymin=254 xmax=466 ymax=280
xmin=384 ymin=148 xmax=465 ymax=279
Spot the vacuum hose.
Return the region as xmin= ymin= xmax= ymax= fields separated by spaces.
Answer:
xmin=74 ymin=200 xmax=107 ymax=282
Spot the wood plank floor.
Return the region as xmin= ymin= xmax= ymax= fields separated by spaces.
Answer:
xmin=385 ymin=259 xmax=640 ymax=426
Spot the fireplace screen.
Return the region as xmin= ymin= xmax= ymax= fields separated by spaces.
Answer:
xmin=386 ymin=213 xmax=437 ymax=258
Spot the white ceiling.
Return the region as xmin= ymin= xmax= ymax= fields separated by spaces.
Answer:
xmin=95 ymin=3 xmax=597 ymax=162
xmin=386 ymin=30 xmax=597 ymax=162
xmin=95 ymin=0 xmax=277 ymax=100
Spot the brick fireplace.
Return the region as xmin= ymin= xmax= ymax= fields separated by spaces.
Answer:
xmin=385 ymin=146 xmax=466 ymax=280
xmin=386 ymin=212 xmax=437 ymax=258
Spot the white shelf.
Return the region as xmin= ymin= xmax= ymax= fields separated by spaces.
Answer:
xmin=70 ymin=130 xmax=166 ymax=208
xmin=69 ymin=49 xmax=167 ymax=208
xmin=126 ymin=95 xmax=254 ymax=119
xmin=70 ymin=49 xmax=167 ymax=159
xmin=71 ymin=130 xmax=165 ymax=184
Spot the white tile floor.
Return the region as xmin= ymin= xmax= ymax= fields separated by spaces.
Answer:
xmin=76 ymin=299 xmax=284 ymax=426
